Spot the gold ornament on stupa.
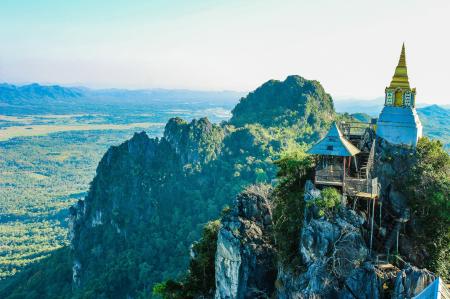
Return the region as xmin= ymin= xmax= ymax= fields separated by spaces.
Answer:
xmin=384 ymin=43 xmax=416 ymax=107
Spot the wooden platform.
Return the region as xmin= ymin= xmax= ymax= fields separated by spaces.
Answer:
xmin=354 ymin=191 xmax=378 ymax=199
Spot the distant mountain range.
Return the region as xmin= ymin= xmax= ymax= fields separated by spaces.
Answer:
xmin=2 ymin=83 xmax=446 ymax=115
xmin=416 ymin=104 xmax=450 ymax=150
xmin=334 ymin=98 xmax=385 ymax=116
xmin=0 ymin=83 xmax=246 ymax=114
xmin=334 ymin=97 xmax=448 ymax=116
xmin=0 ymin=83 xmax=84 ymax=103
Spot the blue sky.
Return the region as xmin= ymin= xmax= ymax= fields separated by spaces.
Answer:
xmin=0 ymin=0 xmax=449 ymax=104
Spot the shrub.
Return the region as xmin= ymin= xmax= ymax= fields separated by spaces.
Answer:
xmin=308 ymin=187 xmax=341 ymax=217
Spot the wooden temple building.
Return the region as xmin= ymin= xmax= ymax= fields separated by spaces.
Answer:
xmin=307 ymin=122 xmax=378 ymax=199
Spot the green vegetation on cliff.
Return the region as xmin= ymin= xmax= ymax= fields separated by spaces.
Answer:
xmin=231 ymin=75 xmax=334 ymax=129
xmin=0 ymin=76 xmax=341 ymax=298
xmin=152 ymin=220 xmax=220 ymax=299
xmin=402 ymin=138 xmax=450 ymax=279
xmin=272 ymin=150 xmax=314 ymax=268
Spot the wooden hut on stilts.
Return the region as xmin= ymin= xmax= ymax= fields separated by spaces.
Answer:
xmin=307 ymin=122 xmax=380 ymax=252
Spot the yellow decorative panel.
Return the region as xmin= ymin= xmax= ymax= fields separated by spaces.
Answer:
xmin=394 ymin=90 xmax=403 ymax=106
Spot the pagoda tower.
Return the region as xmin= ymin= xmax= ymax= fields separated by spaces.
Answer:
xmin=376 ymin=44 xmax=422 ymax=146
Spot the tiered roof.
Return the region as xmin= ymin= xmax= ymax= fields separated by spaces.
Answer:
xmin=307 ymin=123 xmax=360 ymax=157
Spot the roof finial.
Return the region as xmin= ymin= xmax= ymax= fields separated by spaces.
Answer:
xmin=399 ymin=42 xmax=406 ymax=67
xmin=389 ymin=43 xmax=410 ymax=88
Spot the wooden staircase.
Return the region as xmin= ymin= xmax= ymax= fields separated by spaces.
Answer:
xmin=357 ymin=152 xmax=370 ymax=178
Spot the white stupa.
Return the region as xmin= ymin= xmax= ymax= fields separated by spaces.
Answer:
xmin=376 ymin=44 xmax=422 ymax=147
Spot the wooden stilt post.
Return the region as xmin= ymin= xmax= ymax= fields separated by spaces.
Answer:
xmin=379 ymin=200 xmax=382 ymax=228
xmin=370 ymin=197 xmax=375 ymax=254
xmin=367 ymin=198 xmax=369 ymax=216
xmin=396 ymin=228 xmax=399 ymax=255
xmin=343 ymin=157 xmax=346 ymax=192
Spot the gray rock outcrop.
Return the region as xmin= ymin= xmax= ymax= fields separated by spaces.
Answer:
xmin=277 ymin=181 xmax=376 ymax=299
xmin=215 ymin=185 xmax=276 ymax=299
xmin=340 ymin=262 xmax=381 ymax=299
xmin=392 ymin=265 xmax=435 ymax=299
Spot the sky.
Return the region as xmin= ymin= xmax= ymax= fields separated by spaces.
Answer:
xmin=0 ymin=0 xmax=449 ymax=104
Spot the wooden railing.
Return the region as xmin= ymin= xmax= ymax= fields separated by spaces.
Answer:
xmin=345 ymin=177 xmax=379 ymax=197
xmin=315 ymin=168 xmax=344 ymax=185
xmin=314 ymin=168 xmax=379 ymax=198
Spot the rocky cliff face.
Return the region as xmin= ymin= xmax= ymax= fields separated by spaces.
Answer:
xmin=276 ymin=181 xmax=376 ymax=298
xmin=214 ymin=181 xmax=438 ymax=299
xmin=373 ymin=139 xmax=434 ymax=269
xmin=67 ymin=117 xmax=230 ymax=297
xmin=68 ymin=131 xmax=184 ymax=293
xmin=215 ymin=185 xmax=277 ymax=299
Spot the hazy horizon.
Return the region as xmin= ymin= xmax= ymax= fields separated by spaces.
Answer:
xmin=1 ymin=0 xmax=449 ymax=105
xmin=1 ymin=79 xmax=449 ymax=109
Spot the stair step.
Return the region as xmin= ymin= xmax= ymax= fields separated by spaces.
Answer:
xmin=377 ymin=263 xmax=395 ymax=270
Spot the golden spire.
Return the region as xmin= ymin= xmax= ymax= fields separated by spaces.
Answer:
xmin=389 ymin=43 xmax=410 ymax=89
